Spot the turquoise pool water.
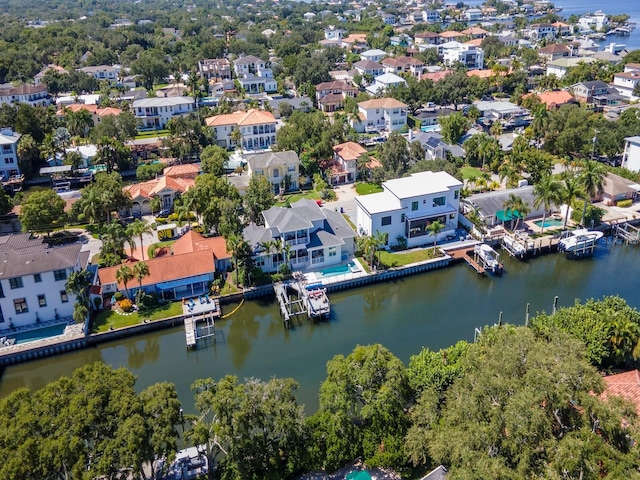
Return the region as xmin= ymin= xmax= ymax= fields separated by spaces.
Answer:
xmin=10 ymin=324 xmax=67 ymax=344
xmin=420 ymin=124 xmax=441 ymax=132
xmin=534 ymin=218 xmax=564 ymax=228
xmin=317 ymin=261 xmax=359 ymax=278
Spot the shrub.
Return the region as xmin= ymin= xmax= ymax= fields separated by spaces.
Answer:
xmin=113 ymin=292 xmax=125 ymax=302
xmin=136 ymin=163 xmax=165 ymax=181
xmin=118 ymin=298 xmax=134 ymax=312
xmin=93 ymin=297 xmax=103 ymax=310
xmin=617 ymin=199 xmax=633 ymax=208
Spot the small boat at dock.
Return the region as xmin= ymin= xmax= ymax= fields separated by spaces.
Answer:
xmin=474 ymin=243 xmax=503 ymax=275
xmin=558 ymin=229 xmax=603 ymax=256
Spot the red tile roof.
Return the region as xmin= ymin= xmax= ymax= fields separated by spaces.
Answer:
xmin=205 ymin=109 xmax=276 ymax=128
xmin=163 ymin=163 xmax=200 ymax=179
xmin=123 ymin=176 xmax=195 ymax=200
xmin=333 ymin=141 xmax=367 ymax=161
xmin=172 ymin=230 xmax=231 ymax=260
xmin=526 ymin=90 xmax=575 ymax=109
xmin=602 ymin=370 xmax=640 ymax=414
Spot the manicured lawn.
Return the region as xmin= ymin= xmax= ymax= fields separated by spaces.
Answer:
xmin=135 ymin=129 xmax=170 ymax=139
xmin=461 ymin=166 xmax=484 ymax=180
xmin=377 ymin=248 xmax=441 ymax=268
xmin=276 ymin=190 xmax=320 ymax=206
xmin=92 ymin=301 xmax=184 ymax=333
xmin=355 ymin=182 xmax=383 ymax=195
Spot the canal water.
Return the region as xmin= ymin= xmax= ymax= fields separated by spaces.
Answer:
xmin=1 ymin=241 xmax=639 ymax=413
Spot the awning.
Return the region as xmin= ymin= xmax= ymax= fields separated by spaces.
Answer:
xmin=496 ymin=209 xmax=524 ymax=222
xmin=155 ymin=273 xmax=212 ymax=290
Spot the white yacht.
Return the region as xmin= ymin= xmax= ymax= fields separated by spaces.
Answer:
xmin=558 ymin=229 xmax=604 ymax=253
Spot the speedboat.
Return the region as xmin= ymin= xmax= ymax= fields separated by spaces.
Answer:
xmin=558 ymin=229 xmax=603 ymax=253
xmin=474 ymin=243 xmax=503 ymax=275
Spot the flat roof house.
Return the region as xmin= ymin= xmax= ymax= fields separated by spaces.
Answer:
xmin=355 ymin=171 xmax=462 ymax=248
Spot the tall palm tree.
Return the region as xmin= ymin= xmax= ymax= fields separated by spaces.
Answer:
xmin=259 ymin=240 xmax=274 ymax=269
xmin=533 ymin=175 xmax=562 ymax=234
xmin=127 ymin=219 xmax=154 ymax=260
xmin=66 ymin=109 xmax=94 ymax=138
xmin=427 ymin=219 xmax=445 ymax=247
xmin=477 ymin=133 xmax=494 ymax=171
xmin=226 ymin=234 xmax=241 ymax=285
xmin=513 ymin=199 xmax=530 ymax=231
xmin=560 ymin=174 xmax=585 ymax=230
xmin=498 ymin=161 xmax=521 ymax=189
xmin=101 ymin=221 xmax=126 ymax=259
xmin=578 ymin=160 xmax=605 ymax=227
xmin=503 ymin=193 xmax=523 ymax=230
xmin=132 ymin=262 xmax=150 ymax=294
xmin=115 ymin=264 xmax=134 ymax=298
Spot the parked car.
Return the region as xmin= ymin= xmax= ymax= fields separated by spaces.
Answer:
xmin=158 ymin=208 xmax=171 ymax=217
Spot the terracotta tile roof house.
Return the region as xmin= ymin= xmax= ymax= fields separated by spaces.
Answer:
xmin=527 ymin=90 xmax=576 ymax=109
xmin=421 ymin=70 xmax=452 ymax=82
xmin=464 ymin=38 xmax=484 ymax=47
xmin=461 ymin=27 xmax=488 ymax=38
xmin=602 ymin=370 xmax=640 ymax=414
xmin=315 ymin=80 xmax=358 ymax=112
xmin=329 ymin=141 xmax=368 ymax=184
xmin=122 ymin=175 xmax=195 ymax=217
xmin=205 ymin=109 xmax=278 ymax=151
xmin=162 ymin=163 xmax=200 ymax=179
xmin=439 ymin=30 xmax=464 ymax=40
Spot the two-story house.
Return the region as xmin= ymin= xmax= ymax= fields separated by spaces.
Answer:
xmin=246 ymin=150 xmax=300 ymax=194
xmin=461 ymin=27 xmax=489 ymax=39
xmin=315 ymin=80 xmax=358 ymax=113
xmin=525 ymin=23 xmax=558 ymax=40
xmin=133 ymin=97 xmax=195 ymax=130
xmin=538 ymin=44 xmax=572 ymax=63
xmin=365 ymin=73 xmax=407 ymax=95
xmin=330 ymin=141 xmax=368 ymax=185
xmin=0 ymin=233 xmax=90 ymax=331
xmin=0 ymin=128 xmax=21 ymax=180
xmin=233 ymin=55 xmax=266 ymax=78
xmin=464 ymin=8 xmax=483 ymax=21
xmin=622 ymin=135 xmax=640 ymax=172
xmin=34 ymin=64 xmax=69 ymax=86
xmin=0 ymin=84 xmax=51 ymax=107
xmin=353 ymin=60 xmax=385 ymax=80
xmin=78 ymin=65 xmax=121 ymax=84
xmin=612 ymin=64 xmax=640 ymax=99
xmin=381 ymin=56 xmax=425 ymax=77
xmin=356 ymin=171 xmax=462 ymax=248
xmin=440 ymin=42 xmax=485 ymax=69
xmin=354 ymin=98 xmax=408 ymax=133
xmin=198 ymin=59 xmax=232 ymax=81
xmin=414 ymin=31 xmax=440 ymax=47
xmin=243 ymin=199 xmax=356 ymax=273
xmin=324 ymin=26 xmax=346 ymax=41
xmin=205 ymin=109 xmax=278 ymax=151
xmin=571 ymin=80 xmax=614 ymax=104
xmin=361 ymin=49 xmax=388 ymax=63
xmin=237 ymin=75 xmax=277 ymax=95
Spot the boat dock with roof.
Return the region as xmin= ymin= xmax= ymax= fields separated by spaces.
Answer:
xmin=183 ymin=296 xmax=220 ymax=349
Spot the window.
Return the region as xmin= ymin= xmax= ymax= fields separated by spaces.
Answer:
xmin=38 ymin=294 xmax=47 ymax=307
xmin=433 ymin=196 xmax=446 ymax=207
xmin=411 ymin=201 xmax=418 ymax=211
xmin=60 ymin=291 xmax=69 ymax=303
xmin=381 ymin=216 xmax=392 ymax=226
xmin=33 ymin=273 xmax=42 ymax=283
xmin=54 ymin=269 xmax=67 ymax=281
xmin=14 ymin=298 xmax=28 ymax=314
xmin=328 ymin=246 xmax=337 ymax=257
xmin=9 ymin=277 xmax=23 ymax=289
xmin=273 ymin=169 xmax=279 ymax=178
xmin=401 ymin=213 xmax=405 ymax=223
xmin=454 ymin=190 xmax=459 ymax=200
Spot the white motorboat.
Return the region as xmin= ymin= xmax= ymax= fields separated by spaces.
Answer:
xmin=474 ymin=243 xmax=503 ymax=275
xmin=558 ymin=229 xmax=604 ymax=253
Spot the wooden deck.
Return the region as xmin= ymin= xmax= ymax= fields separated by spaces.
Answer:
xmin=447 ymin=247 xmax=485 ymax=275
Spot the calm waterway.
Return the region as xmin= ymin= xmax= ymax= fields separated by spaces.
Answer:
xmin=1 ymin=242 xmax=639 ymax=413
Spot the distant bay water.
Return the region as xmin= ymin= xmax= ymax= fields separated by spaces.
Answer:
xmin=464 ymin=0 xmax=640 ymax=50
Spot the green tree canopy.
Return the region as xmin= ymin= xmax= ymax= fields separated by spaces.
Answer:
xmin=244 ymin=175 xmax=275 ymax=225
xmin=438 ymin=112 xmax=470 ymax=145
xmin=19 ymin=189 xmax=66 ymax=234
xmin=200 ymin=144 xmax=229 ymax=176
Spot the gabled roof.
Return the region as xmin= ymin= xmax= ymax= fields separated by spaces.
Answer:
xmin=439 ymin=30 xmax=464 ymax=38
xmin=133 ymin=97 xmax=194 ymax=107
xmin=353 ymin=60 xmax=384 ymax=70
xmin=530 ymin=90 xmax=575 ymax=108
xmin=573 ymin=79 xmax=609 ymax=90
xmin=415 ymin=31 xmax=439 ymax=39
xmin=461 ymin=27 xmax=488 ymax=35
xmin=0 ymin=235 xmax=84 ymax=279
xmin=539 ymin=43 xmax=571 ymax=54
xmin=315 ymin=80 xmax=357 ymax=91
xmin=247 ymin=150 xmax=298 ymax=170
xmin=163 ymin=163 xmax=200 ymax=178
xmin=234 ymin=55 xmax=265 ymax=65
xmin=0 ymin=84 xmax=48 ymax=95
xmin=205 ymin=109 xmax=276 ymax=127
xmin=358 ymin=97 xmax=407 ymax=110
xmin=333 ymin=141 xmax=367 ymax=161
xmin=98 ymin=250 xmax=215 ymax=288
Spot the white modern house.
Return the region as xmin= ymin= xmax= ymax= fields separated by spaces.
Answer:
xmin=355 ymin=171 xmax=462 ymax=248
xmin=233 ymin=55 xmax=266 ymax=77
xmin=361 ymin=49 xmax=388 ymax=63
xmin=0 ymin=234 xmax=90 ymax=330
xmin=0 ymin=128 xmax=21 ymax=180
xmin=612 ymin=64 xmax=640 ymax=99
xmin=577 ymin=10 xmax=609 ymax=32
xmin=243 ymin=199 xmax=356 ymax=273
xmin=0 ymin=84 xmax=51 ymax=107
xmin=622 ymin=136 xmax=640 ymax=172
xmin=78 ymin=65 xmax=121 ymax=84
xmin=205 ymin=109 xmax=278 ymax=151
xmin=133 ymin=97 xmax=195 ymax=130
xmin=354 ymin=98 xmax=408 ymax=133
xmin=365 ymin=72 xmax=407 ymax=95
xmin=440 ymin=42 xmax=484 ymax=69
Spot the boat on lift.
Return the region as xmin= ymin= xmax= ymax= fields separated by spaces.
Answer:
xmin=558 ymin=228 xmax=603 ymax=253
xmin=474 ymin=243 xmax=503 ymax=275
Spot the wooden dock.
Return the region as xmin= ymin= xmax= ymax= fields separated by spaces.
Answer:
xmin=446 ymin=246 xmax=486 ymax=275
xmin=183 ymin=296 xmax=221 ymax=349
xmin=275 ymin=273 xmax=331 ymax=327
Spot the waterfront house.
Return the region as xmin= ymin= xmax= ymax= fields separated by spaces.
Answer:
xmin=524 ymin=23 xmax=558 ymax=40
xmin=577 ymin=10 xmax=609 ymax=33
xmin=56 ymin=104 xmax=122 ymax=130
xmin=463 ymin=8 xmax=483 ymax=22
xmin=414 ymin=31 xmax=440 ymax=47
xmin=525 ymin=90 xmax=576 ymax=110
xmin=243 ymin=199 xmax=356 ymax=273
xmin=353 ymin=98 xmax=408 ymax=133
xmin=411 ymin=131 xmax=465 ymax=160
xmin=205 ymin=109 xmax=278 ymax=151
xmin=461 ymin=27 xmax=489 ymax=39
xmin=593 ymin=172 xmax=640 ymax=206
xmin=133 ymin=97 xmax=195 ymax=130
xmin=381 ymin=56 xmax=425 ymax=78
xmin=571 ymin=80 xmax=621 ymax=109
xmin=0 ymin=128 xmax=21 ymax=181
xmin=98 ymin=232 xmax=229 ymax=301
xmin=622 ymin=136 xmax=640 ymax=172
xmin=601 ymin=370 xmax=640 ymax=415
xmin=462 ymin=186 xmax=544 ymax=227
xmin=0 ymin=234 xmax=90 ymax=330
xmin=612 ymin=64 xmax=640 ymax=99
xmin=355 ymin=171 xmax=462 ymax=248
xmin=473 ymin=100 xmax=530 ymax=128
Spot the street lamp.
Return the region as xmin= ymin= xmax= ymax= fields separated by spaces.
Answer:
xmin=591 ymin=129 xmax=599 ymax=162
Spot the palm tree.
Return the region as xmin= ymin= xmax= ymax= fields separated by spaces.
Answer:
xmin=127 ymin=219 xmax=154 ymax=260
xmin=513 ymin=199 xmax=530 ymax=231
xmin=115 ymin=264 xmax=134 ymax=298
xmin=73 ymin=303 xmax=89 ymax=324
xmin=133 ymin=262 xmax=150 ymax=294
xmin=498 ymin=160 xmax=521 ymax=189
xmin=230 ymin=127 xmax=242 ymax=150
xmin=578 ymin=160 xmax=605 ymax=227
xmin=66 ymin=109 xmax=94 ymax=138
xmin=226 ymin=234 xmax=241 ymax=285
xmin=533 ymin=175 xmax=562 ymax=234
xmin=560 ymin=174 xmax=585 ymax=230
xmin=490 ymin=121 xmax=503 ymax=139
xmin=101 ymin=222 xmax=127 ymax=259
xmin=259 ymin=240 xmax=275 ymax=269
xmin=477 ymin=133 xmax=494 ymax=170
xmin=427 ymin=219 xmax=445 ymax=247
xmin=503 ymin=193 xmax=523 ymax=230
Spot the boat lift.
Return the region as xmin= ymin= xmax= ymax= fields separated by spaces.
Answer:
xmin=614 ymin=223 xmax=640 ymax=245
xmin=473 ymin=244 xmax=503 ymax=276
xmin=502 ymin=231 xmax=534 ymax=259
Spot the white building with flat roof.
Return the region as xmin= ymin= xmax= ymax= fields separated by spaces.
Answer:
xmin=0 ymin=128 xmax=21 ymax=180
xmin=355 ymin=171 xmax=462 ymax=248
xmin=622 ymin=136 xmax=640 ymax=172
xmin=133 ymin=97 xmax=195 ymax=130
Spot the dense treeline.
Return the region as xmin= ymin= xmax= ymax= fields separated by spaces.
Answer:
xmin=2 ymin=296 xmax=640 ymax=479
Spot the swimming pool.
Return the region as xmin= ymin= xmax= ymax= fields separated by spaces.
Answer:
xmin=534 ymin=218 xmax=564 ymax=229
xmin=316 ymin=261 xmax=360 ymax=278
xmin=9 ymin=324 xmax=67 ymax=344
xmin=420 ymin=124 xmax=441 ymax=132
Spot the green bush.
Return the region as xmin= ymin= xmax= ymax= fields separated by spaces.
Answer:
xmin=136 ymin=163 xmax=165 ymax=181
xmin=113 ymin=292 xmax=125 ymax=302
xmin=571 ymin=199 xmax=605 ymax=227
xmin=617 ymin=199 xmax=633 ymax=208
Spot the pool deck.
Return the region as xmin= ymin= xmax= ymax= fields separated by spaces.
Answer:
xmin=0 ymin=320 xmax=84 ymax=358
